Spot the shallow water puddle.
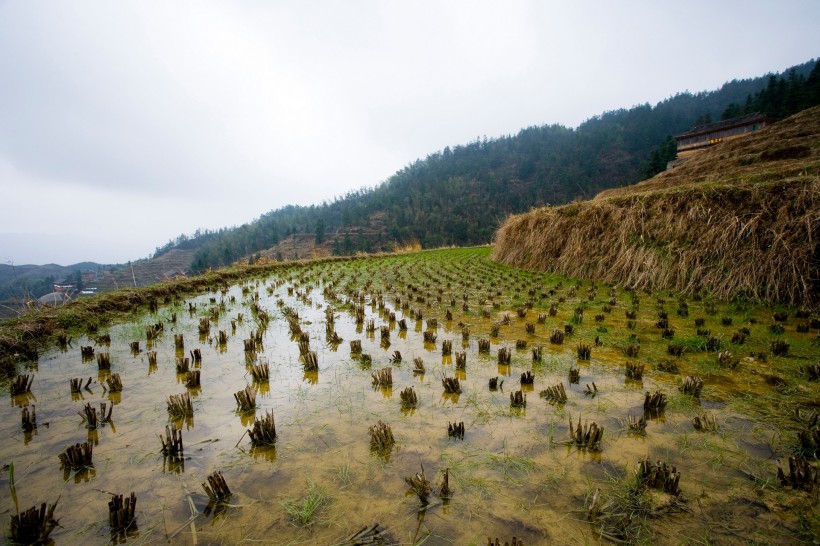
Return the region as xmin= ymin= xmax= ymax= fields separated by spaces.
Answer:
xmin=1 ymin=249 xmax=817 ymax=544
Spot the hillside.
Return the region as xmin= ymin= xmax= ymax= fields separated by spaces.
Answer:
xmin=491 ymin=106 xmax=820 ymax=307
xmin=152 ymin=59 xmax=818 ymax=273
xmin=0 ymin=261 xmax=103 ymax=287
xmin=0 ymin=261 xmax=110 ymax=306
xmin=92 ymin=248 xmax=196 ymax=291
xmin=0 ymin=250 xmax=196 ymax=319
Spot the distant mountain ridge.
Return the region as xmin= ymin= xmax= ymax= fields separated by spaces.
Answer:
xmin=0 ymin=262 xmax=109 ymax=304
xmin=0 ymin=261 xmax=104 ymax=285
xmin=0 ymin=250 xmax=197 ymax=316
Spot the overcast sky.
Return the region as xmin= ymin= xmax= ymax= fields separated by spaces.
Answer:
xmin=1 ymin=1 xmax=817 ymax=266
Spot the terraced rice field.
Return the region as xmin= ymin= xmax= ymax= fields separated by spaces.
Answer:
xmin=1 ymin=248 xmax=818 ymax=544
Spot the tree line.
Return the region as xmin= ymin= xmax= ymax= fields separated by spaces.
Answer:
xmin=150 ymin=60 xmax=819 ymax=273
xmin=640 ymin=60 xmax=820 ymax=179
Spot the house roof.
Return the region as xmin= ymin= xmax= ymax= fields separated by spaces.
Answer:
xmin=675 ymin=113 xmax=768 ymax=140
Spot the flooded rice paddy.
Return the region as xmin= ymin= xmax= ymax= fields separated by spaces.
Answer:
xmin=1 ymin=248 xmax=818 ymax=545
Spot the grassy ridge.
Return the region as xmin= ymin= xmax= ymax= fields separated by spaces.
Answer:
xmin=492 ymin=107 xmax=820 ymax=308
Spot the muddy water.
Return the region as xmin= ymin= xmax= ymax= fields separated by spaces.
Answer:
xmin=1 ymin=248 xmax=817 ymax=545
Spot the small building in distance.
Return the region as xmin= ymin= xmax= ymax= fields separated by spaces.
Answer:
xmin=53 ymin=283 xmax=76 ymax=294
xmin=674 ymin=112 xmax=770 ymax=159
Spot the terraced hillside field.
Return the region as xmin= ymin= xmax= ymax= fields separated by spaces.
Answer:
xmin=1 ymin=248 xmax=818 ymax=544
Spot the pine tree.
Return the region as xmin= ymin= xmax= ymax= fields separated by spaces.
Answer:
xmin=314 ymin=219 xmax=326 ymax=245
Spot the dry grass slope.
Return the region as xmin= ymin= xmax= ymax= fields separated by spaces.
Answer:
xmin=492 ymin=106 xmax=820 ymax=307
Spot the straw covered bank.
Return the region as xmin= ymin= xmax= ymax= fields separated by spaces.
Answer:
xmin=492 ymin=106 xmax=820 ymax=307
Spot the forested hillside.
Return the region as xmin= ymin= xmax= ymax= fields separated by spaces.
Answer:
xmin=152 ymin=59 xmax=819 ymax=273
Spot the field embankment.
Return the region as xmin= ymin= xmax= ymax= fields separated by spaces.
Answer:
xmin=492 ymin=106 xmax=820 ymax=308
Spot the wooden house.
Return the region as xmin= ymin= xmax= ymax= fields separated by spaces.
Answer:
xmin=674 ymin=113 xmax=770 ymax=158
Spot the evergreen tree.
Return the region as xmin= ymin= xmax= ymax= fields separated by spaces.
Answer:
xmin=721 ymin=103 xmax=742 ymax=120
xmin=314 ymin=218 xmax=326 ymax=245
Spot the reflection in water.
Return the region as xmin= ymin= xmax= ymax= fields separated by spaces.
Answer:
xmin=162 ymin=455 xmax=185 ymax=474
xmin=0 ymin=251 xmax=810 ymax=545
xmin=624 ymin=377 xmax=644 ymax=389
xmin=255 ymin=381 xmax=270 ymax=396
xmin=441 ymin=392 xmax=460 ymax=405
xmin=110 ymin=522 xmax=139 ymax=544
xmin=171 ymin=415 xmax=195 ymax=430
xmin=187 ymin=385 xmax=202 ymax=398
xmin=63 ymin=466 xmax=96 ymax=484
xmin=12 ymin=392 xmax=36 ymax=408
xmin=203 ymin=500 xmax=230 ymax=518
xmin=239 ymin=411 xmax=256 ymax=427
xmin=564 ymin=443 xmax=603 ymax=463
xmin=250 ymin=445 xmax=276 ymax=463
xmin=97 ymin=369 xmax=110 ymax=384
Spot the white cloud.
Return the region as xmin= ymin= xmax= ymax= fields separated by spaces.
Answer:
xmin=0 ymin=0 xmax=817 ymax=265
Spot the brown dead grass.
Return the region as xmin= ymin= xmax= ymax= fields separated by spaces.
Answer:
xmin=492 ymin=106 xmax=820 ymax=308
